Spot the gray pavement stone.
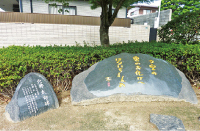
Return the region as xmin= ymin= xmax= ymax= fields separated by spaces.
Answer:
xmin=150 ymin=114 xmax=185 ymax=131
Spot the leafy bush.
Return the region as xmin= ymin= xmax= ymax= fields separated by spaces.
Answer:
xmin=0 ymin=42 xmax=199 ymax=98
xmin=158 ymin=11 xmax=200 ymax=44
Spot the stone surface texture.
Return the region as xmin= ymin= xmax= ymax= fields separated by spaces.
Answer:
xmin=5 ymin=73 xmax=59 ymax=122
xmin=85 ymin=53 xmax=182 ymax=97
xmin=150 ymin=114 xmax=185 ymax=131
xmin=70 ymin=53 xmax=198 ymax=105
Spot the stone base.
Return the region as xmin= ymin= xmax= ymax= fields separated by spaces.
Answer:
xmin=72 ymin=94 xmax=186 ymax=106
xmin=4 ymin=112 xmax=16 ymax=123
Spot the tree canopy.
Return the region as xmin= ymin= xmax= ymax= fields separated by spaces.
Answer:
xmin=158 ymin=11 xmax=200 ymax=44
xmin=161 ymin=0 xmax=200 ymax=19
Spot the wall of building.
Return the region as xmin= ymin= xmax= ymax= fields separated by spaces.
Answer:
xmin=0 ymin=23 xmax=150 ymax=48
xmin=139 ymin=7 xmax=158 ymax=15
xmin=22 ymin=0 xmax=126 ymax=18
xmin=133 ymin=9 xmax=172 ymax=28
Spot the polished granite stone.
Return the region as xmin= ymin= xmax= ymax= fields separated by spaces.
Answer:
xmin=5 ymin=72 xmax=59 ymax=122
xmin=71 ymin=53 xmax=198 ymax=105
xmin=85 ymin=53 xmax=182 ymax=97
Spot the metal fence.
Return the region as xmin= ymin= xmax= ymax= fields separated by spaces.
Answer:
xmin=0 ymin=12 xmax=131 ymax=27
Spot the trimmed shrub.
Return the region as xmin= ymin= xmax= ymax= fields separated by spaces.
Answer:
xmin=0 ymin=42 xmax=199 ymax=97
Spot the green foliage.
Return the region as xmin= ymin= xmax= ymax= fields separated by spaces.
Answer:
xmin=0 ymin=42 xmax=199 ymax=97
xmin=158 ymin=11 xmax=200 ymax=44
xmin=88 ymin=0 xmax=154 ymax=24
xmin=161 ymin=0 xmax=200 ymax=19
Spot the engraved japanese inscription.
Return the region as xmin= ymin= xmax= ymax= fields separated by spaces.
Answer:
xmin=5 ymin=73 xmax=59 ymax=122
xmin=85 ymin=53 xmax=182 ymax=98
xmin=71 ymin=53 xmax=197 ymax=105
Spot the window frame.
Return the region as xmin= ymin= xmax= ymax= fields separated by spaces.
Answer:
xmin=146 ymin=10 xmax=151 ymax=14
xmin=48 ymin=4 xmax=77 ymax=15
xmin=112 ymin=9 xmax=118 ymax=18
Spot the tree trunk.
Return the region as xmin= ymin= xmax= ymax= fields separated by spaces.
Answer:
xmin=100 ymin=24 xmax=110 ymax=47
xmin=99 ymin=1 xmax=110 ymax=47
xmin=99 ymin=0 xmax=125 ymax=47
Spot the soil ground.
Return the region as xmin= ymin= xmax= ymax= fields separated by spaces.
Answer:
xmin=0 ymin=86 xmax=200 ymax=130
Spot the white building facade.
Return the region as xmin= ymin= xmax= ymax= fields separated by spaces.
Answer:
xmin=21 ymin=0 xmax=127 ymax=18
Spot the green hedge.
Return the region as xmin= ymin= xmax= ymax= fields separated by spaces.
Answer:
xmin=0 ymin=42 xmax=199 ymax=97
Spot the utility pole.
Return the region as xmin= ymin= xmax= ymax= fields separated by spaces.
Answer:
xmin=19 ymin=0 xmax=23 ymax=12
xmin=30 ymin=0 xmax=33 ymax=13
xmin=154 ymin=0 xmax=161 ymax=28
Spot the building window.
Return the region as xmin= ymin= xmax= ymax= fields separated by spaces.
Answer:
xmin=131 ymin=10 xmax=139 ymax=16
xmin=63 ymin=6 xmax=76 ymax=15
xmin=146 ymin=10 xmax=151 ymax=14
xmin=112 ymin=9 xmax=117 ymax=17
xmin=49 ymin=5 xmax=77 ymax=15
xmin=143 ymin=10 xmax=151 ymax=15
xmin=131 ymin=12 xmax=134 ymax=16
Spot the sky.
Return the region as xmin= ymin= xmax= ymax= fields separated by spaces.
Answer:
xmin=150 ymin=0 xmax=161 ymax=6
xmin=0 ymin=8 xmax=5 ymax=12
xmin=152 ymin=0 xmax=162 ymax=6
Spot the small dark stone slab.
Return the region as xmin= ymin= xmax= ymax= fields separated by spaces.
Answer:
xmin=5 ymin=73 xmax=59 ymax=122
xmin=150 ymin=114 xmax=185 ymax=131
xmin=71 ymin=53 xmax=198 ymax=105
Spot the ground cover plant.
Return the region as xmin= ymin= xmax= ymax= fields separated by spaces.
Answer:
xmin=0 ymin=42 xmax=199 ymax=98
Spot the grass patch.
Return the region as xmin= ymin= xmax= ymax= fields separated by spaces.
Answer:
xmin=159 ymin=105 xmax=200 ymax=130
xmin=79 ymin=111 xmax=107 ymax=130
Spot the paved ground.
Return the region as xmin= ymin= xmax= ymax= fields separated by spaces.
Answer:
xmin=0 ymin=86 xmax=200 ymax=130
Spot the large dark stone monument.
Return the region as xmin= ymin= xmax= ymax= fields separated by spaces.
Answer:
xmin=5 ymin=73 xmax=59 ymax=122
xmin=150 ymin=114 xmax=185 ymax=131
xmin=71 ymin=53 xmax=198 ymax=105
